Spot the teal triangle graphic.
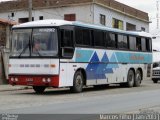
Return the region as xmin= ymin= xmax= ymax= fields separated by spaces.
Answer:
xmin=107 ymin=53 xmax=119 ymax=68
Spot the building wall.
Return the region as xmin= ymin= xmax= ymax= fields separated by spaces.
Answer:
xmin=0 ymin=5 xmax=93 ymax=24
xmin=93 ymin=4 xmax=149 ymax=32
xmin=0 ymin=4 xmax=149 ymax=32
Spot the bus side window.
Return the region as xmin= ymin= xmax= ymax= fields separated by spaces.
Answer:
xmin=146 ymin=38 xmax=152 ymax=52
xmin=141 ymin=37 xmax=146 ymax=51
xmin=129 ymin=36 xmax=136 ymax=51
xmin=136 ymin=37 xmax=142 ymax=51
xmin=75 ymin=27 xmax=91 ymax=46
xmin=108 ymin=33 xmax=117 ymax=48
xmin=61 ymin=30 xmax=73 ymax=47
xmin=61 ymin=29 xmax=74 ymax=58
xmin=93 ymin=30 xmax=104 ymax=47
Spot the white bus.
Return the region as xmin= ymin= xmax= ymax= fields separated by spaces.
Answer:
xmin=9 ymin=19 xmax=152 ymax=93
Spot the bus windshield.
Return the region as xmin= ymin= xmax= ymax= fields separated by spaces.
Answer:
xmin=11 ymin=28 xmax=58 ymax=57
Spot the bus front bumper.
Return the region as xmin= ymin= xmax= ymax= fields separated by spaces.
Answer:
xmin=9 ymin=75 xmax=59 ymax=87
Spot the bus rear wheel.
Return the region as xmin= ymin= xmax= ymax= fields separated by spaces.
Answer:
xmin=33 ymin=86 xmax=46 ymax=94
xmin=134 ymin=70 xmax=142 ymax=87
xmin=126 ymin=70 xmax=134 ymax=87
xmin=70 ymin=71 xmax=84 ymax=93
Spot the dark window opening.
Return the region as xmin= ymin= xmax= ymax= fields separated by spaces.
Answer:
xmin=19 ymin=18 xmax=29 ymax=23
xmin=19 ymin=17 xmax=34 ymax=23
xmin=100 ymin=14 xmax=106 ymax=26
xmin=129 ymin=36 xmax=136 ymax=51
xmin=118 ymin=34 xmax=129 ymax=49
xmin=141 ymin=27 xmax=145 ymax=31
xmin=61 ymin=29 xmax=74 ymax=57
xmin=141 ymin=38 xmax=146 ymax=51
xmin=136 ymin=37 xmax=142 ymax=51
xmin=108 ymin=33 xmax=117 ymax=48
xmin=64 ymin=14 xmax=76 ymax=21
xmin=112 ymin=18 xmax=123 ymax=30
xmin=61 ymin=30 xmax=73 ymax=47
xmin=146 ymin=38 xmax=152 ymax=52
xmin=11 ymin=12 xmax=14 ymax=17
xmin=39 ymin=16 xmax=43 ymax=20
xmin=126 ymin=23 xmax=136 ymax=31
xmin=75 ymin=27 xmax=91 ymax=46
xmin=93 ymin=30 xmax=104 ymax=47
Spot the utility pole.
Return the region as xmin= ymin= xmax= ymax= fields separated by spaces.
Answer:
xmin=156 ymin=0 xmax=159 ymax=29
xmin=29 ymin=0 xmax=32 ymax=22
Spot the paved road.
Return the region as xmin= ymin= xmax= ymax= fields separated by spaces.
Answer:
xmin=0 ymin=79 xmax=160 ymax=114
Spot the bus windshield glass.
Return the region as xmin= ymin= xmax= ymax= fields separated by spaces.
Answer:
xmin=11 ymin=28 xmax=58 ymax=57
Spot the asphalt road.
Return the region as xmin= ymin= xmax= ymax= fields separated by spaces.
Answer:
xmin=0 ymin=79 xmax=160 ymax=115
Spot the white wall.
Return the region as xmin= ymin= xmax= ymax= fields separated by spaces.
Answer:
xmin=93 ymin=4 xmax=149 ymax=32
xmin=0 ymin=4 xmax=149 ymax=32
xmin=0 ymin=5 xmax=93 ymax=24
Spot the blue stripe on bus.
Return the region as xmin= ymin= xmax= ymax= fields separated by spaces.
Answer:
xmin=115 ymin=52 xmax=152 ymax=64
xmin=75 ymin=49 xmax=93 ymax=62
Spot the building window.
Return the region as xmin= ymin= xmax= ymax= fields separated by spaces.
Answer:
xmin=39 ymin=16 xmax=43 ymax=20
xmin=126 ymin=23 xmax=136 ymax=31
xmin=64 ymin=14 xmax=76 ymax=21
xmin=11 ymin=12 xmax=14 ymax=17
xmin=100 ymin=14 xmax=106 ymax=26
xmin=19 ymin=18 xmax=29 ymax=23
xmin=112 ymin=18 xmax=123 ymax=30
xmin=141 ymin=27 xmax=145 ymax=31
xmin=19 ymin=17 xmax=34 ymax=23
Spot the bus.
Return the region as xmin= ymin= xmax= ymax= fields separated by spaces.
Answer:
xmin=9 ymin=19 xmax=152 ymax=93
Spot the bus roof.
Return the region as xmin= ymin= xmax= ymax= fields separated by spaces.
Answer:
xmin=13 ymin=19 xmax=152 ymax=38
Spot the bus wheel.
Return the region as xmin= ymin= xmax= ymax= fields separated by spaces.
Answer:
xmin=134 ymin=70 xmax=142 ymax=87
xmin=127 ymin=70 xmax=134 ymax=87
xmin=70 ymin=71 xmax=84 ymax=93
xmin=33 ymin=86 xmax=46 ymax=94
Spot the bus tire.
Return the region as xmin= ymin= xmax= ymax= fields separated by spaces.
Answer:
xmin=134 ymin=70 xmax=142 ymax=87
xmin=126 ymin=70 xmax=134 ymax=87
xmin=33 ymin=86 xmax=46 ymax=94
xmin=70 ymin=71 xmax=84 ymax=93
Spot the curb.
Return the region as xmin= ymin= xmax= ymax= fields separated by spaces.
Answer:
xmin=0 ymin=86 xmax=32 ymax=92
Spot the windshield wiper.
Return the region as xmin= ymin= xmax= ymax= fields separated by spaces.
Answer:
xmin=33 ymin=49 xmax=42 ymax=56
xmin=18 ymin=43 xmax=29 ymax=58
xmin=18 ymin=37 xmax=31 ymax=58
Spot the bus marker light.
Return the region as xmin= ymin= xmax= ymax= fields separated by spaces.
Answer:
xmin=15 ymin=78 xmax=18 ymax=82
xmin=47 ymin=78 xmax=51 ymax=82
xmin=42 ymin=78 xmax=46 ymax=83
xmin=50 ymin=64 xmax=56 ymax=68
xmin=11 ymin=78 xmax=14 ymax=81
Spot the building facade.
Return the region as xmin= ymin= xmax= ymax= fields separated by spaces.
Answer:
xmin=0 ymin=0 xmax=150 ymax=84
xmin=0 ymin=0 xmax=150 ymax=31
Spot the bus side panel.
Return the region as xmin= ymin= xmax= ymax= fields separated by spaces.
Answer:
xmin=58 ymin=48 xmax=152 ymax=87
